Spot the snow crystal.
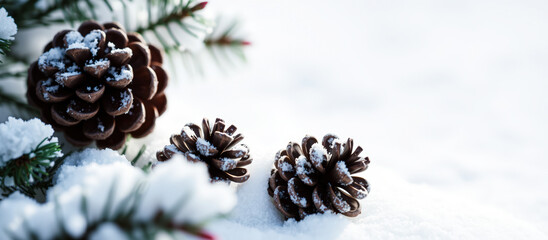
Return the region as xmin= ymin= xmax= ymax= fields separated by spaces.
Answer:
xmin=0 ymin=8 xmax=17 ymax=40
xmin=38 ymin=47 xmax=66 ymax=71
xmin=106 ymin=65 xmax=133 ymax=82
xmin=118 ymin=90 xmax=131 ymax=111
xmin=84 ymin=30 xmax=103 ymax=56
xmin=196 ymin=138 xmax=217 ymax=156
xmin=0 ymin=117 xmax=57 ymax=167
xmin=97 ymin=120 xmax=104 ymax=132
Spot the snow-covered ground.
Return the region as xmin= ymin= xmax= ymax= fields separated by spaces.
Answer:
xmin=2 ymin=0 xmax=548 ymax=239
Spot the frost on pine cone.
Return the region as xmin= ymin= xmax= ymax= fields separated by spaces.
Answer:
xmin=26 ymin=20 xmax=168 ymax=150
xmin=157 ymin=118 xmax=252 ymax=183
xmin=268 ymin=134 xmax=370 ymax=220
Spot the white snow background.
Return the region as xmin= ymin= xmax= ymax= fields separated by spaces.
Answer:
xmin=1 ymin=0 xmax=548 ymax=239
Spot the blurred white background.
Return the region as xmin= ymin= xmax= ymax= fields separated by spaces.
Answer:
xmin=163 ymin=0 xmax=548 ymax=237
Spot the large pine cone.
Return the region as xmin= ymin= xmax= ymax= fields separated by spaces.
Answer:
xmin=157 ymin=118 xmax=252 ymax=183
xmin=27 ymin=20 xmax=168 ymax=150
xmin=268 ymin=134 xmax=370 ymax=220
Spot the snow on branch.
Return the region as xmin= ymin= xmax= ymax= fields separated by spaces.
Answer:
xmin=0 ymin=151 xmax=235 ymax=239
xmin=0 ymin=118 xmax=63 ymax=198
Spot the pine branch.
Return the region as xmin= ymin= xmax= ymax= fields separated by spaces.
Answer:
xmin=0 ymin=137 xmax=63 ymax=199
xmin=0 ymin=39 xmax=12 ymax=60
xmin=178 ymin=18 xmax=251 ymax=76
xmin=5 ymin=0 xmax=79 ymax=29
xmin=135 ymin=1 xmax=209 ymax=53
xmin=136 ymin=1 xmax=207 ymax=34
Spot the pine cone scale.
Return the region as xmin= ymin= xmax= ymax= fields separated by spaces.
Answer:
xmin=130 ymin=66 xmax=158 ymax=100
xmin=116 ymin=98 xmax=145 ymax=132
xmin=75 ymin=81 xmax=105 ymax=103
xmin=287 ymin=177 xmax=312 ymax=208
xmin=211 ymin=131 xmax=233 ymax=151
xmin=342 ymin=176 xmax=369 ymax=200
xmin=128 ymin=42 xmax=151 ymax=69
xmin=36 ymin=79 xmax=72 ymax=103
xmin=105 ymin=29 xmax=129 ymax=48
xmin=50 ymin=104 xmax=79 ymax=126
xmin=273 ymin=186 xmax=299 ymax=219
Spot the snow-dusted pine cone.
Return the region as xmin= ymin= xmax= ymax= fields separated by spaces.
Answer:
xmin=157 ymin=118 xmax=252 ymax=183
xmin=27 ymin=20 xmax=168 ymax=150
xmin=268 ymin=134 xmax=370 ymax=220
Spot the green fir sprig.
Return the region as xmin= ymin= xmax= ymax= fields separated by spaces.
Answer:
xmin=0 ymin=39 xmax=12 ymax=59
xmin=0 ymin=137 xmax=63 ymax=199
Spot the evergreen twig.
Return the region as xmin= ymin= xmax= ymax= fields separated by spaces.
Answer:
xmin=0 ymin=137 xmax=64 ymax=199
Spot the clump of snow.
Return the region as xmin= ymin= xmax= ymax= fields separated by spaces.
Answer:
xmin=196 ymin=138 xmax=217 ymax=156
xmin=55 ymin=64 xmax=81 ymax=85
xmin=0 ymin=152 xmax=235 ymax=239
xmin=54 ymin=148 xmax=129 ymax=189
xmin=38 ymin=47 xmax=66 ymax=71
xmin=0 ymin=192 xmax=40 ymax=240
xmin=89 ymin=223 xmax=128 ymax=240
xmin=108 ymin=42 xmax=133 ymax=55
xmin=309 ymin=143 xmax=327 ymax=166
xmin=135 ymin=155 xmax=236 ymax=224
xmin=232 ymin=144 xmax=249 ymax=157
xmin=295 ymin=155 xmax=312 ymax=175
xmin=0 ymin=8 xmax=17 ymax=41
xmin=110 ymin=47 xmax=132 ymax=55
xmin=165 ymin=144 xmax=183 ymax=154
xmin=84 ymin=30 xmax=103 ymax=56
xmin=279 ymin=160 xmax=294 ymax=172
xmin=40 ymin=79 xmax=60 ymax=99
xmin=106 ymin=65 xmax=132 ymax=82
xmin=0 ymin=117 xmax=57 ymax=167
xmin=335 ymin=161 xmax=351 ymax=185
xmin=65 ymin=31 xmax=85 ymax=49
xmin=220 ymin=157 xmax=237 ymax=171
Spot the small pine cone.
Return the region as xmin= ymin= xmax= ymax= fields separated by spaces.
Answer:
xmin=157 ymin=118 xmax=252 ymax=183
xmin=268 ymin=134 xmax=370 ymax=220
xmin=27 ymin=20 xmax=168 ymax=150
